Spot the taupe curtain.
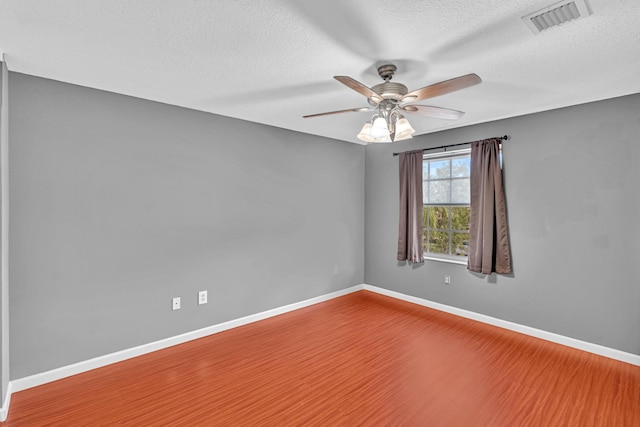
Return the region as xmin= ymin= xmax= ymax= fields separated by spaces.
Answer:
xmin=468 ymin=138 xmax=512 ymax=274
xmin=397 ymin=150 xmax=424 ymax=263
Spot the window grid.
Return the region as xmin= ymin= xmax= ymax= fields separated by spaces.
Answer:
xmin=423 ymin=151 xmax=471 ymax=259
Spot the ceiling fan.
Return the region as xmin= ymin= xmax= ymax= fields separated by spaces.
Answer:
xmin=303 ymin=64 xmax=481 ymax=143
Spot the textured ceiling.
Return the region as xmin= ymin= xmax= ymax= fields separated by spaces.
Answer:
xmin=1 ymin=0 xmax=639 ymax=144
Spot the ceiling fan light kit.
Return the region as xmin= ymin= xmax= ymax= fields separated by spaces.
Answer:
xmin=357 ymin=110 xmax=415 ymax=143
xmin=304 ymin=64 xmax=481 ymax=143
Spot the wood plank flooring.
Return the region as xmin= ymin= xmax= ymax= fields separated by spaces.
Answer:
xmin=5 ymin=290 xmax=640 ymax=426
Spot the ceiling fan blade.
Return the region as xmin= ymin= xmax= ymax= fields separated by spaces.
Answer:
xmin=334 ymin=76 xmax=383 ymax=104
xmin=303 ymin=106 xmax=372 ymax=118
xmin=401 ymin=105 xmax=465 ymax=120
xmin=401 ymin=73 xmax=481 ymax=103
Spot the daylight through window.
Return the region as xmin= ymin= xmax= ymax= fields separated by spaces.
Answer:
xmin=423 ymin=149 xmax=470 ymax=262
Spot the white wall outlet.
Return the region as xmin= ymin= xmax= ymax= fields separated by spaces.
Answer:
xmin=172 ymin=297 xmax=181 ymax=310
xmin=444 ymin=275 xmax=451 ymax=285
xmin=333 ymin=265 xmax=338 ymax=274
xmin=198 ymin=290 xmax=208 ymax=305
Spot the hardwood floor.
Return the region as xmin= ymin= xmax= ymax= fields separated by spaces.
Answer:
xmin=5 ymin=290 xmax=640 ymax=426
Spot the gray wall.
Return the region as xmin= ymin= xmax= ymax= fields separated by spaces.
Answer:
xmin=9 ymin=72 xmax=365 ymax=378
xmin=365 ymin=93 xmax=640 ymax=355
xmin=0 ymin=61 xmax=9 ymax=403
xmin=7 ymin=69 xmax=639 ymax=382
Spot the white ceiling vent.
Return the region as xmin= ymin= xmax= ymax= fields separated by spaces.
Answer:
xmin=522 ymin=0 xmax=591 ymax=34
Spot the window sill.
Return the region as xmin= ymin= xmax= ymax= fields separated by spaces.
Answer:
xmin=423 ymin=255 xmax=467 ymax=266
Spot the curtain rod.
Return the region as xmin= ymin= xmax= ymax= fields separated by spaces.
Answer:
xmin=392 ymin=135 xmax=510 ymax=157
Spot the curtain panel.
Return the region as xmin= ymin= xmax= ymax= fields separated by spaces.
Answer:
xmin=397 ymin=150 xmax=424 ymax=263
xmin=468 ymin=138 xmax=512 ymax=274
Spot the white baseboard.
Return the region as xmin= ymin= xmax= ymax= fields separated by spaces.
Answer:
xmin=5 ymin=282 xmax=638 ymax=420
xmin=11 ymin=285 xmax=364 ymax=393
xmin=0 ymin=381 xmax=12 ymax=422
xmin=363 ymin=284 xmax=640 ymax=367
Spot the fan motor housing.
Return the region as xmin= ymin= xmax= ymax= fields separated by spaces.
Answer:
xmin=371 ymin=82 xmax=408 ymax=101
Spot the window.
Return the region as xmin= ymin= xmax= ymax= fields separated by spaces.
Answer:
xmin=423 ymin=149 xmax=470 ymax=263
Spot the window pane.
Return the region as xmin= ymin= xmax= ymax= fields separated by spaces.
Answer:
xmin=429 ymin=160 xmax=450 ymax=179
xmin=451 ymin=178 xmax=470 ymax=204
xmin=426 ymin=206 xmax=449 ymax=230
xmin=423 ymin=206 xmax=428 ymax=228
xmin=452 ymin=232 xmax=470 ymax=256
xmin=428 ymin=231 xmax=450 ymax=254
xmin=422 ymin=152 xmax=470 ymax=258
xmin=452 ymin=157 xmax=470 ymax=177
xmin=451 ymin=207 xmax=470 ymax=231
xmin=422 ymin=180 xmax=429 ymax=203
xmin=428 ymin=180 xmax=450 ymax=204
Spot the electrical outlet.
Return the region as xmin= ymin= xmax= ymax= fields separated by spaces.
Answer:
xmin=172 ymin=297 xmax=181 ymax=310
xmin=444 ymin=275 xmax=451 ymax=285
xmin=198 ymin=290 xmax=208 ymax=305
xmin=333 ymin=265 xmax=338 ymax=274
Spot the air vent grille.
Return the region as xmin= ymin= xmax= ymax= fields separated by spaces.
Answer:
xmin=522 ymin=0 xmax=591 ymax=34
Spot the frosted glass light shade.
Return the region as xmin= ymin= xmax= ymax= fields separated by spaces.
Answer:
xmin=374 ymin=135 xmax=393 ymax=143
xmin=356 ymin=122 xmax=375 ymax=143
xmin=394 ymin=117 xmax=415 ymax=141
xmin=370 ymin=117 xmax=390 ymax=139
